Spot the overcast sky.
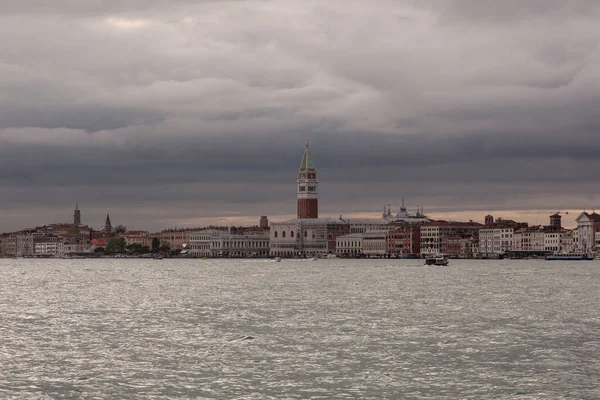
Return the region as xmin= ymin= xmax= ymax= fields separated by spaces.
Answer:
xmin=1 ymin=0 xmax=600 ymax=232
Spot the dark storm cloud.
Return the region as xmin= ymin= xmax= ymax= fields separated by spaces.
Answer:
xmin=2 ymin=0 xmax=600 ymax=231
xmin=0 ymin=104 xmax=164 ymax=132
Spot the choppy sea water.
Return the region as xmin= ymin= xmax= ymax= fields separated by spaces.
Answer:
xmin=0 ymin=258 xmax=599 ymax=399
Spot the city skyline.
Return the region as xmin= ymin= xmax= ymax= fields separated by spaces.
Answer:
xmin=2 ymin=1 xmax=600 ymax=231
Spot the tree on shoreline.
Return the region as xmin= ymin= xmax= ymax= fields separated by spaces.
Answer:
xmin=151 ymin=237 xmax=160 ymax=252
xmin=106 ymin=237 xmax=126 ymax=254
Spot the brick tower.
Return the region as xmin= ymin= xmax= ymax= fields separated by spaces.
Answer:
xmin=297 ymin=140 xmax=318 ymax=219
xmin=104 ymin=214 xmax=113 ymax=236
xmin=74 ymin=204 xmax=81 ymax=226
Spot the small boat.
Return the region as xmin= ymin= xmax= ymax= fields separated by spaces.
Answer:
xmin=274 ymin=257 xmax=282 ymax=262
xmin=424 ymin=255 xmax=449 ymax=266
xmin=545 ymin=252 xmax=593 ymax=261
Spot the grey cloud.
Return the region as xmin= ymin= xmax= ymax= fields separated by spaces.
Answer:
xmin=440 ymin=0 xmax=600 ymax=23
xmin=2 ymin=0 xmax=600 ymax=232
xmin=0 ymin=104 xmax=164 ymax=132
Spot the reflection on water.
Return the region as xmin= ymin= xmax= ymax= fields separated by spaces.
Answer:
xmin=0 ymin=258 xmax=599 ymax=399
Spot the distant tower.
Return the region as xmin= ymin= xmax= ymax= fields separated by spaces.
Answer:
xmin=297 ymin=140 xmax=318 ymax=219
xmin=260 ymin=216 xmax=269 ymax=229
xmin=485 ymin=215 xmax=494 ymax=225
xmin=74 ymin=204 xmax=81 ymax=226
xmin=550 ymin=213 xmax=562 ymax=229
xmin=104 ymin=214 xmax=112 ymax=235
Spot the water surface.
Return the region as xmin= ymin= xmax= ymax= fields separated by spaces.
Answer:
xmin=1 ymin=258 xmax=599 ymax=399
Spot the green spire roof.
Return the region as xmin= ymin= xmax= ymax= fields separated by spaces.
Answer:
xmin=299 ymin=140 xmax=315 ymax=170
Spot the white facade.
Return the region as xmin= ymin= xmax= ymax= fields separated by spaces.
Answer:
xmin=211 ymin=232 xmax=270 ymax=258
xmin=188 ymin=229 xmax=222 ymax=257
xmin=513 ymin=229 xmax=545 ymax=251
xmin=544 ymin=232 xmax=562 ymax=252
xmin=64 ymin=243 xmax=92 ymax=254
xmin=336 ymin=233 xmax=364 ymax=256
xmin=346 ymin=219 xmax=390 ymax=234
xmin=34 ymin=242 xmax=65 ymax=257
xmin=575 ymin=212 xmax=600 ymax=252
xmin=420 ymin=225 xmax=441 ymax=254
xmin=189 ymin=229 xmax=269 ymax=258
xmin=479 ymin=227 xmax=515 ymax=255
xmin=270 ymin=218 xmax=349 ymax=257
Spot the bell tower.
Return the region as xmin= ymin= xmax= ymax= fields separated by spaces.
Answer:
xmin=104 ymin=214 xmax=113 ymax=236
xmin=297 ymin=140 xmax=318 ymax=219
xmin=74 ymin=204 xmax=81 ymax=226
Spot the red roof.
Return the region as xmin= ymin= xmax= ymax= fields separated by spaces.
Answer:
xmin=92 ymin=238 xmax=109 ymax=246
xmin=584 ymin=212 xmax=600 ymax=222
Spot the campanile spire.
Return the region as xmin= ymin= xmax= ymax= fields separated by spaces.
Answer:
xmin=297 ymin=140 xmax=318 ymax=219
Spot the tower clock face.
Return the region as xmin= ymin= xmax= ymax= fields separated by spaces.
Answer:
xmin=300 ymin=174 xmax=305 ymax=179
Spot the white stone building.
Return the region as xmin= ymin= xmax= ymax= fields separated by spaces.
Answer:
xmin=34 ymin=242 xmax=65 ymax=257
xmin=64 ymin=243 xmax=92 ymax=254
xmin=188 ymin=229 xmax=223 ymax=257
xmin=479 ymin=227 xmax=516 ymax=256
xmin=575 ymin=212 xmax=600 ymax=252
xmin=188 ymin=229 xmax=269 ymax=258
xmin=336 ymin=233 xmax=364 ymax=256
xmin=270 ymin=218 xmax=350 ymax=257
xmin=544 ymin=232 xmax=562 ymax=252
xmin=513 ymin=227 xmax=546 ymax=251
xmin=210 ymin=232 xmax=270 ymax=258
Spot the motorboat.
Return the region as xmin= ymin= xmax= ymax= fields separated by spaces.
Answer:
xmin=424 ymin=255 xmax=449 ymax=266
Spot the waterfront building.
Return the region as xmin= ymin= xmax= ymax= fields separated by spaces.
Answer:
xmin=575 ymin=211 xmax=600 ymax=252
xmin=442 ymin=232 xmax=478 ymax=258
xmin=211 ymin=231 xmax=270 ymax=258
xmin=336 ymin=233 xmax=365 ymax=257
xmin=270 ymin=218 xmax=350 ymax=257
xmin=544 ymin=231 xmax=564 ymax=253
xmin=119 ymin=231 xmax=150 ymax=247
xmin=188 ymin=228 xmax=270 ymax=258
xmin=513 ymin=227 xmax=546 ymax=251
xmin=297 ymin=140 xmax=318 ymax=219
xmin=478 ymin=217 xmax=528 ymax=257
xmin=64 ymin=243 xmax=92 ymax=255
xmin=74 ymin=204 xmax=81 ymax=226
xmin=0 ymin=234 xmax=7 ymax=257
xmin=511 ymin=214 xmax=576 ymax=255
xmin=420 ymin=221 xmax=482 ymax=255
xmin=188 ymin=229 xmax=222 ymax=257
xmin=362 ymin=230 xmax=389 ymax=257
xmin=34 ymin=241 xmax=65 ymax=257
xmin=571 ymin=228 xmax=579 ymax=251
xmin=153 ymin=230 xmax=190 ymax=251
xmin=6 ymin=234 xmax=34 ymax=257
xmin=388 ymin=223 xmax=422 ymax=256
